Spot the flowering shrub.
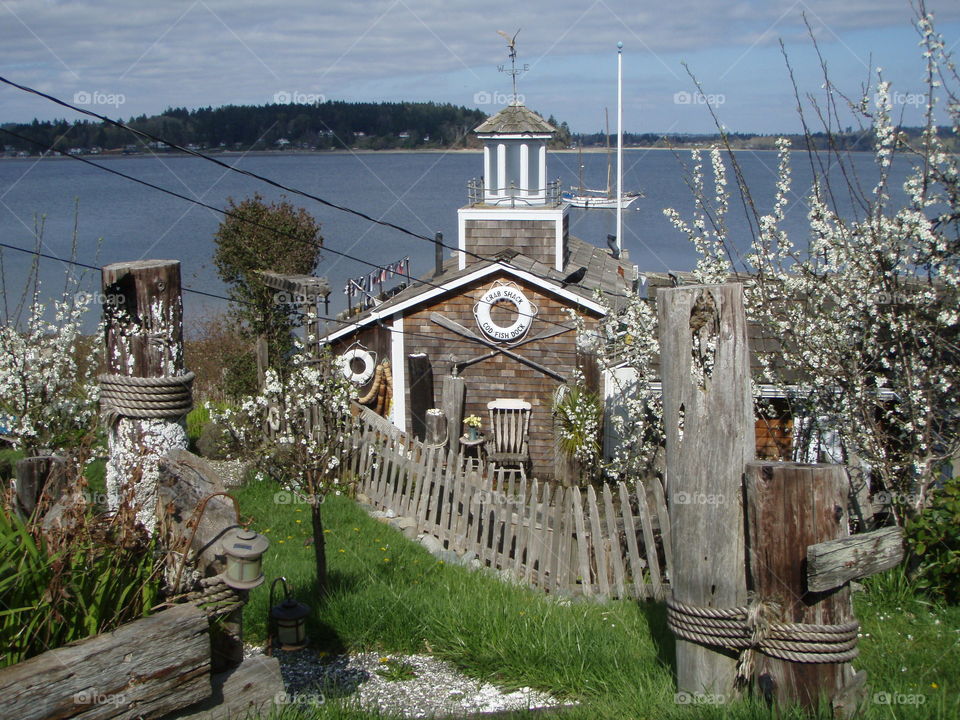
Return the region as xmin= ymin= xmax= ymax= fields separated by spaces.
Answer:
xmin=663 ymin=8 xmax=960 ymax=524
xmin=211 ymin=343 xmax=357 ymax=593
xmin=0 ymin=286 xmax=100 ymax=456
xmin=553 ymin=372 xmax=604 ymax=481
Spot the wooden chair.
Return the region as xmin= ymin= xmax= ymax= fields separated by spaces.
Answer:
xmin=486 ymin=399 xmax=532 ymax=482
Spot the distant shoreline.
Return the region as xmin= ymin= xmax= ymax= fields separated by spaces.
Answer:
xmin=0 ymin=145 xmax=805 ymax=161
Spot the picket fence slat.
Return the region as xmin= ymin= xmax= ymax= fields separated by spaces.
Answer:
xmin=587 ymin=485 xmax=610 ymax=598
xmin=619 ymin=481 xmax=647 ymax=599
xmin=603 ymin=484 xmax=626 ymax=599
xmin=636 ymin=480 xmax=664 ymax=600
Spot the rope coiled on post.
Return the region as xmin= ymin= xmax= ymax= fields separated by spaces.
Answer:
xmin=666 ymin=596 xmax=859 ymax=680
xmin=186 ymin=575 xmax=245 ymax=618
xmin=99 ymin=371 xmax=194 ymax=421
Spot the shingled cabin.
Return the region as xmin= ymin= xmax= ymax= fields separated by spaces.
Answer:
xmin=321 ymin=102 xmax=796 ymax=483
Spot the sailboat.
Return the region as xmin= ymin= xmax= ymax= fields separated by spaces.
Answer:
xmin=563 ymin=107 xmax=641 ymax=209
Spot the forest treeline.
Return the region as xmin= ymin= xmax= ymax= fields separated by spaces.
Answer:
xmin=0 ymin=99 xmax=948 ymax=155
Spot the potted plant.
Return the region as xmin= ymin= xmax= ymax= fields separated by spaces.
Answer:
xmin=463 ymin=415 xmax=482 ymax=441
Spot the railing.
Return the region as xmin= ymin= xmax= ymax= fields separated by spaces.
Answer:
xmin=466 ymin=178 xmax=563 ymax=207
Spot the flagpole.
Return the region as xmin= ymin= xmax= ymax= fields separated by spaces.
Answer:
xmin=616 ymin=40 xmax=623 ymax=258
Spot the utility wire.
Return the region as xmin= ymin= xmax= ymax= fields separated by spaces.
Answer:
xmin=0 ymin=75 xmax=634 ymax=301
xmin=0 ymin=238 xmax=590 ymax=360
xmin=0 ymin=127 xmax=619 ymax=338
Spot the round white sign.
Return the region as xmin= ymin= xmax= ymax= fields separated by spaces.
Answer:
xmin=474 ymin=285 xmax=535 ymax=343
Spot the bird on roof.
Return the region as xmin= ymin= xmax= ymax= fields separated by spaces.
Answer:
xmin=497 ymin=29 xmax=520 ymax=61
xmin=561 ymin=266 xmax=587 ymax=287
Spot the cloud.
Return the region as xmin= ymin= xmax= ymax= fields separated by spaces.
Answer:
xmin=1 ymin=0 xmax=957 ymax=131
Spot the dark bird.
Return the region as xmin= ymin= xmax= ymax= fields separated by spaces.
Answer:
xmin=561 ymin=266 xmax=587 ymax=287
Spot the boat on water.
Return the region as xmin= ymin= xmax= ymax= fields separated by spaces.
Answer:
xmin=563 ymin=107 xmax=641 ymax=209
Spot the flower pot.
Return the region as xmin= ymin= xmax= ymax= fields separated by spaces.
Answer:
xmin=467 ymin=426 xmax=479 ymax=442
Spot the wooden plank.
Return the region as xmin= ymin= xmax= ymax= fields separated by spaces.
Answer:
xmin=658 ymin=284 xmax=753 ymax=695
xmin=745 ymin=462 xmax=860 ymax=714
xmin=619 ymin=481 xmax=647 ymax=599
xmin=521 ymin=480 xmax=540 ymax=584
xmin=0 ymin=603 xmax=210 ymax=720
xmin=649 ymin=477 xmax=673 ymax=584
xmin=547 ymin=486 xmax=565 ymax=594
xmin=587 ymin=486 xmax=610 ymax=599
xmin=602 ymin=484 xmax=626 ymax=599
xmin=635 ymin=480 xmax=664 ymax=600
xmin=570 ymin=487 xmax=593 ymax=596
xmin=511 ymin=477 xmax=529 ymax=575
xmin=807 ymin=526 xmax=905 ymax=592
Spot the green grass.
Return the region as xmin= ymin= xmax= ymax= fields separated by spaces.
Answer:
xmin=234 ymin=479 xmax=960 ymax=719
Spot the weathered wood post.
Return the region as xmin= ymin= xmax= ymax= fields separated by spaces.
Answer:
xmin=659 ymin=283 xmax=753 ymax=696
xmin=442 ymin=373 xmax=466 ymax=454
xmin=13 ymin=455 xmax=66 ymax=516
xmin=101 ymin=260 xmax=192 ymax=530
xmin=744 ymin=462 xmax=866 ymax=716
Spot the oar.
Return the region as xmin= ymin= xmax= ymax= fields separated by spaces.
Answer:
xmin=456 ymin=322 xmax=575 ymax=371
xmin=430 ymin=312 xmax=567 ymax=383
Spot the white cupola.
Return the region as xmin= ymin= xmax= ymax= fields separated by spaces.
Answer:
xmin=473 ymin=103 xmax=557 ymax=206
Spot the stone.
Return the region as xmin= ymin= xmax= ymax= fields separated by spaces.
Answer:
xmin=438 ymin=549 xmax=460 ymax=565
xmin=195 ymin=421 xmax=236 ymax=460
xmin=458 ymin=550 xmax=477 ymax=566
xmin=418 ymin=534 xmax=443 ymax=554
xmin=402 ymin=525 xmax=418 ymax=540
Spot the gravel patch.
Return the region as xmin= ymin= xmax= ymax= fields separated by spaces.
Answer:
xmin=248 ymin=646 xmax=573 ymax=718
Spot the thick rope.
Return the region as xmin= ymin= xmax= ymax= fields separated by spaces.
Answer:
xmin=186 ymin=574 xmax=245 ymax=618
xmin=666 ymin=596 xmax=859 ymax=679
xmin=100 ymin=371 xmax=194 ymax=420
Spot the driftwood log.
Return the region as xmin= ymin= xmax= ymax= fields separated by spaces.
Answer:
xmin=0 ymin=603 xmax=210 ymax=720
xmin=165 ymin=655 xmax=284 ymax=720
xmin=659 ymin=284 xmax=753 ymax=696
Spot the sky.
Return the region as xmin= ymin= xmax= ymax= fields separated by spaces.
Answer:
xmin=1 ymin=0 xmax=959 ymax=135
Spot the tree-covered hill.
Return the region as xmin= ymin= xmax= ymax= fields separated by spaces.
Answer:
xmin=0 ymin=101 xmax=499 ymax=154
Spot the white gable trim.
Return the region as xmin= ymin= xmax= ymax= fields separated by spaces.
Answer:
xmin=323 ymin=262 xmax=606 ymax=343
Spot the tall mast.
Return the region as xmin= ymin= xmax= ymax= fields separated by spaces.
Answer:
xmin=616 ymin=41 xmax=623 ymax=257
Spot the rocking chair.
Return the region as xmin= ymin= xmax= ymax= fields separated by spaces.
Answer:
xmin=486 ymin=398 xmax=532 ymax=482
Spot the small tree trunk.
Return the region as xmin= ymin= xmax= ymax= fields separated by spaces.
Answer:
xmin=312 ymin=502 xmax=327 ymax=597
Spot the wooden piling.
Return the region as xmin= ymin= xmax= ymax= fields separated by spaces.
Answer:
xmin=102 ymin=259 xmax=190 ymax=529
xmin=744 ymin=461 xmax=865 ymax=715
xmin=659 ymin=283 xmax=753 ymax=695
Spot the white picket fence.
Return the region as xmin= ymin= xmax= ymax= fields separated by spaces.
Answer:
xmin=347 ymin=406 xmax=672 ymax=600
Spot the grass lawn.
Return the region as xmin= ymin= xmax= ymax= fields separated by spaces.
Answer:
xmin=233 ymin=478 xmax=959 ymax=719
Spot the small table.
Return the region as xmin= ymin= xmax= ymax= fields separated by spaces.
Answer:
xmin=459 ymin=435 xmax=486 ymax=472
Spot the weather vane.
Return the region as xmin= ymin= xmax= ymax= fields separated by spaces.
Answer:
xmin=496 ymin=29 xmax=527 ymax=101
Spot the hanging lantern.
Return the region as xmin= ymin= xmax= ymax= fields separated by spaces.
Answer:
xmin=269 ymin=577 xmax=310 ymax=650
xmin=221 ymin=527 xmax=269 ymax=589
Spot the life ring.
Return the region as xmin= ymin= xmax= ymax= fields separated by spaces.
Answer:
xmin=474 ymin=284 xmax=535 ymax=343
xmin=339 ymin=347 xmax=375 ymax=386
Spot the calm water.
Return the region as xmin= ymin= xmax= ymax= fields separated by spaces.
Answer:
xmin=0 ymin=149 xmax=915 ymax=332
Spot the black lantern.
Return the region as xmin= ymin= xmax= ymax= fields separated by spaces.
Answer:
xmin=269 ymin=577 xmax=310 ymax=650
xmin=221 ymin=527 xmax=269 ymax=589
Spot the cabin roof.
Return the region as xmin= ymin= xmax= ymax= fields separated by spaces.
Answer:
xmin=323 ymin=235 xmax=635 ymax=343
xmin=474 ymin=104 xmax=556 ymax=135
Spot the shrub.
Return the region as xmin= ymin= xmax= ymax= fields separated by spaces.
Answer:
xmin=906 ymin=472 xmax=960 ymax=604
